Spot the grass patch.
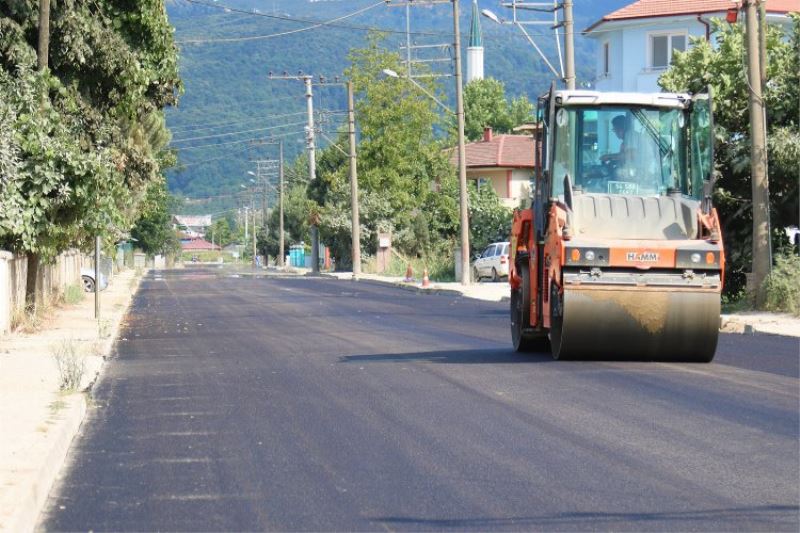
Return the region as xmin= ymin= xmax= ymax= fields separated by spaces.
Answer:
xmin=363 ymin=252 xmax=456 ymax=282
xmin=51 ymin=339 xmax=85 ymax=392
xmin=63 ymin=284 xmax=84 ymax=305
xmin=762 ymin=253 xmax=800 ymax=316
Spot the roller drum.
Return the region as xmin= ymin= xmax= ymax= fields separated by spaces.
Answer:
xmin=551 ymin=287 xmax=720 ymax=362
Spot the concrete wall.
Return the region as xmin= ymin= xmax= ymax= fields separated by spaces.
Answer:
xmin=0 ymin=249 xmax=82 ymax=336
xmin=466 ymin=167 xmax=534 ymax=209
xmin=0 ymin=252 xmax=27 ymax=336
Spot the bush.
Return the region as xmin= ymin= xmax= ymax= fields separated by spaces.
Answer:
xmin=761 ymin=253 xmax=800 ymax=316
xmin=63 ymin=284 xmax=84 ymax=305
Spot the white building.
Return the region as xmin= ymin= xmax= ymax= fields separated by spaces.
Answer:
xmin=584 ymin=0 xmax=797 ymax=93
xmin=466 ymin=0 xmax=484 ymax=83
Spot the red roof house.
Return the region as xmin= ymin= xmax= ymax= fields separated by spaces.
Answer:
xmin=451 ymin=128 xmax=538 ymax=208
xmin=180 ymin=237 xmax=221 ymax=252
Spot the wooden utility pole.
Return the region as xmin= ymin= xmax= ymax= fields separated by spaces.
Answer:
xmin=745 ymin=0 xmax=771 ymax=306
xmin=563 ymin=0 xmax=576 ymax=90
xmin=347 ymin=82 xmax=361 ymax=278
xmin=37 ymin=0 xmax=50 ymax=71
xmin=452 ymin=0 xmax=471 ymax=285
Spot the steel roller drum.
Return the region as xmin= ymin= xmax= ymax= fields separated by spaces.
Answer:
xmin=551 ymin=288 xmax=721 ymax=362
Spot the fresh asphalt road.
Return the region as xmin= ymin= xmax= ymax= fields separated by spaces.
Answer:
xmin=41 ymin=267 xmax=799 ymax=531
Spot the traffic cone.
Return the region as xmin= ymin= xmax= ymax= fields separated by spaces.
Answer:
xmin=403 ymin=263 xmax=414 ymax=283
xmin=421 ymin=268 xmax=431 ymax=288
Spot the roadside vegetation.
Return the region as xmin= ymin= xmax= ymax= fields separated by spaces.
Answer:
xmin=256 ymin=35 xmax=523 ymax=280
xmin=660 ymin=14 xmax=800 ymax=309
xmin=0 ymin=0 xmax=182 ymax=311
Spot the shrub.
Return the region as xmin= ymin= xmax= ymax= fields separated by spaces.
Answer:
xmin=63 ymin=284 xmax=84 ymax=305
xmin=52 ymin=339 xmax=85 ymax=391
xmin=761 ymin=253 xmax=800 ymax=316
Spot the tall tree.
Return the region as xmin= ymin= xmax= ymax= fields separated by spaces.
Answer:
xmin=463 ymin=78 xmax=534 ymax=141
xmin=659 ymin=16 xmax=799 ymax=299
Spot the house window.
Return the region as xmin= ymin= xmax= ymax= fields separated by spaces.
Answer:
xmin=602 ymin=42 xmax=610 ymax=77
xmin=650 ymin=33 xmax=687 ymax=69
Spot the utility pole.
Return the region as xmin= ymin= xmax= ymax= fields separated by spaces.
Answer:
xmin=94 ymin=236 xmax=101 ymax=319
xmin=253 ymin=207 xmax=258 ymax=269
xmin=305 ymin=76 xmax=320 ymax=273
xmin=745 ymin=0 xmax=771 ymax=306
xmin=453 ymin=0 xmax=471 ymax=285
xmin=278 ymin=140 xmax=285 ymax=268
xmin=37 ymin=0 xmax=50 ymax=71
xmin=347 ymin=81 xmax=361 ymax=278
xmin=563 ymin=0 xmax=576 ymax=90
xmin=269 ymin=72 xmax=320 ymax=273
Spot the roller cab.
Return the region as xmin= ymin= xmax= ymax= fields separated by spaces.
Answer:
xmin=509 ymin=89 xmax=724 ymax=362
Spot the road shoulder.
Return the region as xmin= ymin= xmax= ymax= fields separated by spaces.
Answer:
xmin=0 ymin=268 xmax=144 ymax=533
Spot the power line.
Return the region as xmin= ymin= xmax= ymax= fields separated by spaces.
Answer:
xmin=174 ymin=128 xmax=306 ymax=151
xmin=170 ymin=111 xmax=307 ymax=137
xmin=170 ymin=121 xmax=308 ymax=144
xmin=177 ymin=0 xmax=386 ymax=44
xmin=177 ymin=0 xmax=454 ymax=39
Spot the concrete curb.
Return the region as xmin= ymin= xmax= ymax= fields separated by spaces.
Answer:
xmin=5 ymin=395 xmax=85 ymax=533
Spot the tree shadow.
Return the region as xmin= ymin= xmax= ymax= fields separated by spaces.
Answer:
xmin=372 ymin=504 xmax=799 ymax=530
xmin=340 ymin=348 xmax=553 ymax=365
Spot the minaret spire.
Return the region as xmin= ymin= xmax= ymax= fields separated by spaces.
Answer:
xmin=467 ymin=0 xmax=484 ymax=82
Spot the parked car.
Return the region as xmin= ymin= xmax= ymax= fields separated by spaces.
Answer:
xmin=81 ymin=268 xmax=108 ymax=293
xmin=472 ymin=241 xmax=510 ymax=282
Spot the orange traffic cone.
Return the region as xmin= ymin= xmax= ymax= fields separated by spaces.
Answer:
xmin=403 ymin=263 xmax=414 ymax=283
xmin=421 ymin=268 xmax=431 ymax=288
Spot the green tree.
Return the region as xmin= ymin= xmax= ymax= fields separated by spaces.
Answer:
xmin=468 ymin=183 xmax=513 ymax=254
xmin=207 ymin=218 xmax=234 ymax=248
xmin=0 ymin=1 xmax=181 ymax=303
xmin=463 ymin=78 xmax=534 ymax=141
xmin=659 ymin=16 xmax=799 ymax=297
xmin=130 ymin=180 xmax=179 ymax=256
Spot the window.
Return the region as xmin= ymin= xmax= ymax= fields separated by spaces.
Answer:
xmin=602 ymin=42 xmax=610 ymax=77
xmin=650 ymin=33 xmax=687 ymax=69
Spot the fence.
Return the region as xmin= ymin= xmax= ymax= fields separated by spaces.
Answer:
xmin=0 ymin=249 xmax=83 ymax=336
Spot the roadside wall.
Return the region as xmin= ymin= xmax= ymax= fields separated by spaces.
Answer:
xmin=0 ymin=250 xmax=82 ymax=336
xmin=0 ymin=251 xmax=28 ymax=336
xmin=34 ymin=249 xmax=83 ymax=308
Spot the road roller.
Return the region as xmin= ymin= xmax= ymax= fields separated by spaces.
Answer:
xmin=509 ymin=88 xmax=724 ymax=362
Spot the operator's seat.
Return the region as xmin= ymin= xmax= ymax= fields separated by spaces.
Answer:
xmin=570 ymin=194 xmax=699 ymax=240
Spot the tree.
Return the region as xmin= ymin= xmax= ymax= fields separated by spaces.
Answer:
xmin=659 ymin=16 xmax=799 ymax=299
xmin=468 ymin=183 xmax=513 ymax=255
xmin=0 ymin=1 xmax=181 ymax=303
xmin=130 ymin=180 xmax=179 ymax=256
xmin=463 ymin=78 xmax=534 ymax=141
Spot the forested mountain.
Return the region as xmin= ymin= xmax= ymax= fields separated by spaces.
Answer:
xmin=165 ymin=0 xmax=630 ymax=213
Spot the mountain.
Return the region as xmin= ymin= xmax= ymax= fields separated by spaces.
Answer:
xmin=165 ymin=0 xmax=631 ymax=213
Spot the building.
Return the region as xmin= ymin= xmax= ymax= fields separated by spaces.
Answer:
xmin=584 ymin=0 xmax=797 ymax=93
xmin=172 ymin=215 xmax=212 ymax=238
xmin=466 ymin=0 xmax=484 ymax=83
xmin=452 ymin=128 xmax=536 ymax=209
xmin=180 ymin=237 xmax=220 ymax=253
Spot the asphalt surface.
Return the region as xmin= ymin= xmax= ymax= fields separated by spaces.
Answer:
xmin=41 ymin=267 xmax=800 ymax=531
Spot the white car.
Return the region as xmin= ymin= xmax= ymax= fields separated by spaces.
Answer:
xmin=472 ymin=241 xmax=510 ymax=282
xmin=81 ymin=268 xmax=108 ymax=292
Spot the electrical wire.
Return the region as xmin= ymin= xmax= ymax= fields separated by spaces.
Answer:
xmin=177 ymin=0 xmax=454 ymax=39
xmin=170 ymin=121 xmax=308 ymax=144
xmin=170 ymin=111 xmax=307 ymax=137
xmin=174 ymin=128 xmax=306 ymax=151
